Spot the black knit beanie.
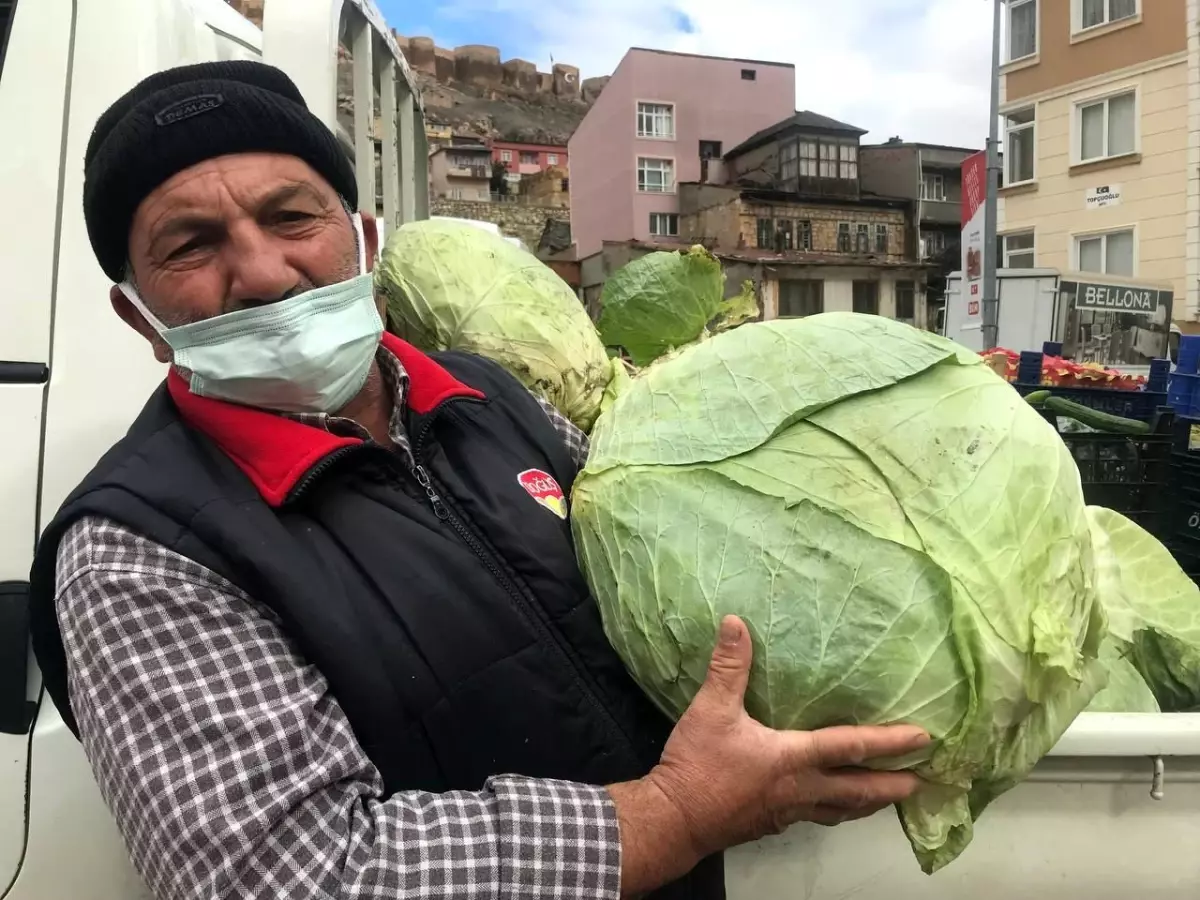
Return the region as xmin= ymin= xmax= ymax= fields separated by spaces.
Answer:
xmin=83 ymin=60 xmax=358 ymax=282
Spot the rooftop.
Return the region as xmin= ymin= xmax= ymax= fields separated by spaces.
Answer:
xmin=861 ymin=138 xmax=981 ymax=155
xmin=628 ymin=47 xmax=795 ymax=69
xmin=725 ymin=111 xmax=868 ymax=160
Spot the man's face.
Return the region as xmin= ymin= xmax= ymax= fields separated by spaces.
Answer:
xmin=112 ymin=152 xmax=380 ymax=363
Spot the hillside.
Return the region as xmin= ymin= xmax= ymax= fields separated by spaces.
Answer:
xmin=392 ymin=36 xmax=607 ymax=146
xmin=225 ymin=3 xmax=607 ymax=146
xmin=416 ymin=72 xmax=607 ymax=146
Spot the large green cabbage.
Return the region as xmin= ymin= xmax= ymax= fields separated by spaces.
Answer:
xmin=1086 ymin=506 xmax=1200 ymax=711
xmin=597 ymin=245 xmax=757 ymax=366
xmin=374 ymin=219 xmax=614 ymax=431
xmin=572 ymin=312 xmax=1110 ymax=874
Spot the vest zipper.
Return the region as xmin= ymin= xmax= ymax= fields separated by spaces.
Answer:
xmin=409 ymin=443 xmax=639 ymax=762
xmin=288 ymin=446 xmax=365 ymax=499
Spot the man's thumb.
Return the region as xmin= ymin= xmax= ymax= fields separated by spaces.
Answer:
xmin=698 ymin=615 xmax=753 ymax=707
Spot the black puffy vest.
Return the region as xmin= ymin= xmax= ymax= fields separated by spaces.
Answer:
xmin=28 ymin=335 xmax=724 ymax=899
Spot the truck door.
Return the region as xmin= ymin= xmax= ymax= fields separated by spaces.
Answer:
xmin=0 ymin=0 xmax=69 ymax=893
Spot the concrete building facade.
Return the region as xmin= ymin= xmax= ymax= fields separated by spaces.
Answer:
xmin=568 ymin=48 xmax=796 ymax=258
xmin=997 ymin=0 xmax=1200 ymax=321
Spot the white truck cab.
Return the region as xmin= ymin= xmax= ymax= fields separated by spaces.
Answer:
xmin=1 ymin=2 xmax=1198 ymax=899
xmin=0 ymin=1 xmax=425 ymax=897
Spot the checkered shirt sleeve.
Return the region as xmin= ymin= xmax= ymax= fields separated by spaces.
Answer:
xmin=532 ymin=396 xmax=590 ymax=472
xmin=53 ymin=515 xmax=620 ymax=900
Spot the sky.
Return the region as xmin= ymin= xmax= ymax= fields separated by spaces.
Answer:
xmin=378 ymin=0 xmax=996 ymax=149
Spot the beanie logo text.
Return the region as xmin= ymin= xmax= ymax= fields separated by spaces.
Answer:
xmin=154 ymin=93 xmax=226 ymax=127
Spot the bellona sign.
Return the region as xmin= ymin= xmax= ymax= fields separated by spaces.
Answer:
xmin=1062 ymin=278 xmax=1171 ymax=316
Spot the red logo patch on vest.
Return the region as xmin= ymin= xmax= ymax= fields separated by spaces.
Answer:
xmin=518 ymin=469 xmax=567 ymax=519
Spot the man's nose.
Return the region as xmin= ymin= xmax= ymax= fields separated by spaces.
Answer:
xmin=222 ymin=225 xmax=301 ymax=309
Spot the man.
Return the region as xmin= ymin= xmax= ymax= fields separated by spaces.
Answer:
xmin=27 ymin=61 xmax=929 ymax=899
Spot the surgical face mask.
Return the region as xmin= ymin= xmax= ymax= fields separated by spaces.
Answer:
xmin=120 ymin=213 xmax=383 ymax=415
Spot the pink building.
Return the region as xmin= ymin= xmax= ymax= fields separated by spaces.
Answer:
xmin=492 ymin=141 xmax=568 ymax=176
xmin=569 ymin=48 xmax=795 ymax=258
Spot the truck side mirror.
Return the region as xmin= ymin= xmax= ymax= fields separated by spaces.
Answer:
xmin=0 ymin=581 xmax=34 ymax=735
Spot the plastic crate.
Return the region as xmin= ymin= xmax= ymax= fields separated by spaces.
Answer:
xmin=1040 ymin=407 xmax=1174 ymax=534
xmin=1157 ymin=415 xmax=1200 ymax=584
xmin=1014 ymin=351 xmax=1169 ymax=422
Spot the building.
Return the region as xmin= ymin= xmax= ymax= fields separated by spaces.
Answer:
xmin=578 ymin=111 xmax=931 ymax=325
xmin=997 ymin=0 xmax=1199 ymax=320
xmin=492 ymin=141 xmax=568 ymax=175
xmin=568 ymin=48 xmax=796 ymax=259
xmin=428 ymin=140 xmax=492 ymax=202
xmin=860 ymin=139 xmax=980 ymax=263
xmin=686 ymin=112 xmax=928 ymax=324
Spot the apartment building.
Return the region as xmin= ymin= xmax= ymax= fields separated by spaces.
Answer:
xmin=568 ymin=48 xmax=796 ymax=258
xmin=428 ymin=140 xmax=492 ymax=201
xmin=860 ymin=139 xmax=980 ymax=263
xmin=492 ymin=141 xmax=568 ymax=174
xmin=997 ymin=0 xmax=1199 ymax=320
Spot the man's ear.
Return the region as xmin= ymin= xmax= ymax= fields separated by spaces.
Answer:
xmin=359 ymin=209 xmax=380 ymax=272
xmin=110 ymin=285 xmax=172 ymax=364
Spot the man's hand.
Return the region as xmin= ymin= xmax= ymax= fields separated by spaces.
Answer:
xmin=609 ymin=615 xmax=929 ymax=895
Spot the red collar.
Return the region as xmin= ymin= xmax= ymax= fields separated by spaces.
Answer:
xmin=167 ymin=333 xmax=485 ymax=507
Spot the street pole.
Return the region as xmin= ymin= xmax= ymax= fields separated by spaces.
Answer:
xmin=981 ymin=0 xmax=1003 ymax=351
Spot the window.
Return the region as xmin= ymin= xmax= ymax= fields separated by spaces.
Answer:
xmin=637 ymin=157 xmax=674 ymax=192
xmin=1078 ymin=91 xmax=1136 ymax=162
xmin=895 ymin=281 xmax=916 ymax=322
xmin=699 ymin=140 xmax=723 ymax=160
xmin=450 ymin=188 xmax=464 ymax=200
xmin=547 ymin=154 xmax=559 ymax=165
xmin=778 ymin=281 xmax=824 ymax=318
xmin=520 ymin=152 xmax=538 ymax=165
xmin=920 ymin=173 xmax=946 ymax=201
xmin=775 ymin=219 xmax=794 ymax=251
xmin=798 ymin=141 xmax=818 ymax=177
xmin=854 ymin=223 xmax=870 ymax=253
xmin=1078 ymin=0 xmax=1136 ymax=31
xmin=1007 ymin=0 xmax=1037 ymax=61
xmin=875 ymin=224 xmax=889 ymax=254
xmin=649 ymin=212 xmax=679 ymax=237
xmin=837 ymin=223 xmax=852 ymax=253
xmin=500 ymin=149 xmax=512 ymax=163
xmin=1076 ymin=228 xmax=1134 ymax=276
xmin=853 ymin=281 xmax=880 ymax=315
xmin=637 ymin=102 xmax=675 ymax=139
xmin=1001 ymin=231 xmax=1035 ymax=267
xmin=757 ymin=218 xmax=774 ymax=250
xmin=922 ymin=230 xmax=947 ymax=258
xmin=780 ymin=142 xmax=799 ymax=182
xmin=797 ymin=220 xmax=813 ymax=251
xmin=839 ymin=144 xmax=858 ymax=180
xmin=741 ymin=69 xmax=757 ymax=81
xmin=1004 ymin=107 xmax=1036 ymax=184
xmin=819 ymin=143 xmax=838 ymax=178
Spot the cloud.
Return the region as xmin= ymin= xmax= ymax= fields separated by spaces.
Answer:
xmin=422 ymin=0 xmax=995 ymax=148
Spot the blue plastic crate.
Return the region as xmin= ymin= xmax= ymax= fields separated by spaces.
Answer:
xmin=1178 ymin=334 xmax=1200 ymax=375
xmin=1014 ymin=350 xmax=1169 ymax=422
xmin=1012 ymin=382 xmax=1168 ymax=421
xmin=1168 ymin=372 xmax=1200 ymax=416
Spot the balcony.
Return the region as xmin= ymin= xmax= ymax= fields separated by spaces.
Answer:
xmin=919 ymin=198 xmax=959 ymax=226
xmin=447 ymin=164 xmax=490 ymax=180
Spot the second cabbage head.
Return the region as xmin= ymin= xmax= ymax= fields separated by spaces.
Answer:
xmin=571 ymin=312 xmax=1108 ymax=874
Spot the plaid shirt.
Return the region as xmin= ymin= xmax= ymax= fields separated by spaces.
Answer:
xmin=53 ymin=349 xmax=617 ymax=900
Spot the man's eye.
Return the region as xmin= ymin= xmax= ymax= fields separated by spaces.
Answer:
xmin=167 ymin=238 xmax=207 ymax=260
xmin=276 ymin=210 xmax=314 ymax=224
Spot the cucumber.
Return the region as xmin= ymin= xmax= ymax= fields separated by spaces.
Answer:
xmin=1043 ymin=395 xmax=1151 ymax=435
xmin=1024 ymin=390 xmax=1051 ymax=407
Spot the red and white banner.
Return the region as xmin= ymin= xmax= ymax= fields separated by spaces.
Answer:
xmin=960 ymin=151 xmax=987 ymax=322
